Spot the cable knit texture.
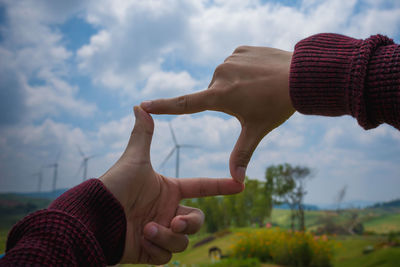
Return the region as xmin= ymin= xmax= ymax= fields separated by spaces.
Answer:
xmin=290 ymin=33 xmax=399 ymax=130
xmin=2 ymin=179 xmax=126 ymax=266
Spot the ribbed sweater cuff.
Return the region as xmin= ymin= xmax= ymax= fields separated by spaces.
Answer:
xmin=6 ymin=210 xmax=107 ymax=266
xmin=48 ymin=179 xmax=126 ymax=265
xmin=290 ymin=33 xmax=394 ymax=129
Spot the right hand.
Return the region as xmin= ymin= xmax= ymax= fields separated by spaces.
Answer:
xmin=140 ymin=46 xmax=295 ymax=183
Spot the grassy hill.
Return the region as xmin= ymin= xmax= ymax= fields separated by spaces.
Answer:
xmin=121 ymin=229 xmax=400 ymax=267
xmin=370 ymin=199 xmax=400 ymax=210
xmin=0 ymin=193 xmax=51 ymax=230
xmin=0 ymin=193 xmax=52 ymax=254
xmin=1 ymin=193 xmax=399 ymax=265
xmin=268 ymin=207 xmax=400 ymax=234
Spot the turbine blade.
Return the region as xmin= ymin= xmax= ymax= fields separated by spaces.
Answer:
xmin=159 ymin=147 xmax=176 ymax=169
xmin=74 ymin=161 xmax=85 ymax=179
xmin=180 ymin=144 xmax=200 ymax=148
xmin=169 ymin=122 xmax=178 ymax=145
xmin=76 ymin=145 xmax=85 ymax=158
xmin=87 ymin=154 xmax=98 ymax=160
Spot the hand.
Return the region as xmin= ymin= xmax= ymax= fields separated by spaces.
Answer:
xmin=100 ymin=106 xmax=243 ymax=265
xmin=140 ymin=46 xmax=295 ymax=183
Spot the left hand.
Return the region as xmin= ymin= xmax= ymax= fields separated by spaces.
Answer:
xmin=100 ymin=106 xmax=244 ymax=265
xmin=140 ymin=46 xmax=295 ymax=183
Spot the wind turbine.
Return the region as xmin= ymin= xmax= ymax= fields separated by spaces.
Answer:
xmin=32 ymin=167 xmax=43 ymax=192
xmin=46 ymin=152 xmax=61 ymax=192
xmin=159 ymin=122 xmax=197 ymax=178
xmin=76 ymin=145 xmax=97 ymax=182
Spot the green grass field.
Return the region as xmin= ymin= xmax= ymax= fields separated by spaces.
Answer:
xmin=1 ymin=207 xmax=399 ymax=265
xmin=268 ymin=208 xmax=400 ymax=234
xmin=174 ymin=233 xmax=400 ymax=267
xmin=0 ymin=229 xmax=8 ymax=255
xmin=333 ymin=235 xmax=400 ymax=267
xmin=121 ymin=231 xmax=400 ymax=267
xmin=364 ymin=213 xmax=400 ymax=233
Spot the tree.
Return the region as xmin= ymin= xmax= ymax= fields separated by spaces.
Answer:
xmin=265 ymin=163 xmax=313 ymax=231
xmin=288 ymin=166 xmax=312 ymax=231
xmin=264 ymin=164 xmax=296 ymax=218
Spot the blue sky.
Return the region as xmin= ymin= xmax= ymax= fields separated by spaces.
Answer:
xmin=0 ymin=0 xmax=399 ymax=205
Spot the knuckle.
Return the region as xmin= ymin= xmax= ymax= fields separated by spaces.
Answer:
xmin=235 ymin=149 xmax=252 ymax=167
xmin=223 ymin=55 xmax=233 ymax=63
xmin=199 ymin=179 xmax=207 ymax=197
xmin=233 ymin=45 xmax=248 ymax=54
xmin=176 ymin=95 xmax=188 ymax=111
xmin=131 ymin=125 xmax=153 ymax=137
xmin=214 ymin=63 xmax=225 ymax=76
xmin=214 ymin=62 xmax=235 ymax=78
xmin=130 ymin=127 xmax=140 ymax=137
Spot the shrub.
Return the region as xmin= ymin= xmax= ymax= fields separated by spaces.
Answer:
xmin=230 ymin=228 xmax=334 ymax=267
xmin=200 ymin=258 xmax=260 ymax=267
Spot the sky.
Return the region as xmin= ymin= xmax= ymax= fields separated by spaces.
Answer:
xmin=0 ymin=0 xmax=399 ymax=205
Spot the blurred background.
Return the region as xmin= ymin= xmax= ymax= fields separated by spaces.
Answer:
xmin=0 ymin=0 xmax=399 ymax=266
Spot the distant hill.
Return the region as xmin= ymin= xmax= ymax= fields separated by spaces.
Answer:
xmin=317 ymin=200 xmax=375 ymax=210
xmin=0 ymin=192 xmax=59 ymax=229
xmin=274 ymin=203 xmax=319 ymax=211
xmin=16 ymin=189 xmax=68 ymax=200
xmin=369 ymin=198 xmax=400 ymax=209
xmin=0 ymin=188 xmax=68 ymax=227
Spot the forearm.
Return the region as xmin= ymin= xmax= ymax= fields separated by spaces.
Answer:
xmin=290 ymin=33 xmax=399 ymax=130
xmin=1 ymin=179 xmax=126 ymax=266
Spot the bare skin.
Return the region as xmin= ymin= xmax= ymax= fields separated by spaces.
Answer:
xmin=100 ymin=106 xmax=244 ymax=265
xmin=141 ymin=46 xmax=295 ymax=183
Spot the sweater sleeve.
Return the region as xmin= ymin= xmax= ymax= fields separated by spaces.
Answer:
xmin=289 ymin=33 xmax=400 ymax=130
xmin=1 ymin=179 xmax=126 ymax=267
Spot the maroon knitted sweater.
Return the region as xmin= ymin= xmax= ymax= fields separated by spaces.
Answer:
xmin=1 ymin=179 xmax=126 ymax=266
xmin=1 ymin=33 xmax=399 ymax=266
xmin=290 ymin=33 xmax=399 ymax=130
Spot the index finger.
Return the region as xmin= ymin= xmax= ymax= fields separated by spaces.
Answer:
xmin=176 ymin=177 xmax=244 ymax=199
xmin=140 ymin=89 xmax=217 ymax=114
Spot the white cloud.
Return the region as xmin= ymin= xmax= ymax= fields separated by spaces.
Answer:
xmin=0 ymin=119 xmax=94 ymax=191
xmin=1 ymin=0 xmax=400 ymax=206
xmin=0 ymin=0 xmax=97 ymax=122
xmin=76 ymin=0 xmax=400 ymax=101
xmin=142 ymin=71 xmax=198 ymax=98
xmin=77 ymin=0 xmax=195 ymax=96
xmin=98 ymin=114 xmax=133 ymax=150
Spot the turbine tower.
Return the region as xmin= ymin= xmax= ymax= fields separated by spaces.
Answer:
xmin=159 ymin=122 xmax=197 ymax=178
xmin=46 ymin=152 xmax=61 ymax=192
xmin=77 ymin=145 xmax=96 ymax=181
xmin=33 ymin=167 xmax=43 ymax=192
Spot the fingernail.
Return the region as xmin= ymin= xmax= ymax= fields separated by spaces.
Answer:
xmin=141 ymin=101 xmax=152 ymax=111
xmin=175 ymin=219 xmax=187 ymax=232
xmin=146 ymin=225 xmax=158 ymax=238
xmin=133 ymin=106 xmax=139 ymax=118
xmin=236 ymin=167 xmax=246 ymax=183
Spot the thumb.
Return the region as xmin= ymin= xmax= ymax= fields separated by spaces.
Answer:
xmin=229 ymin=125 xmax=265 ymax=183
xmin=125 ymin=106 xmax=155 ymax=159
